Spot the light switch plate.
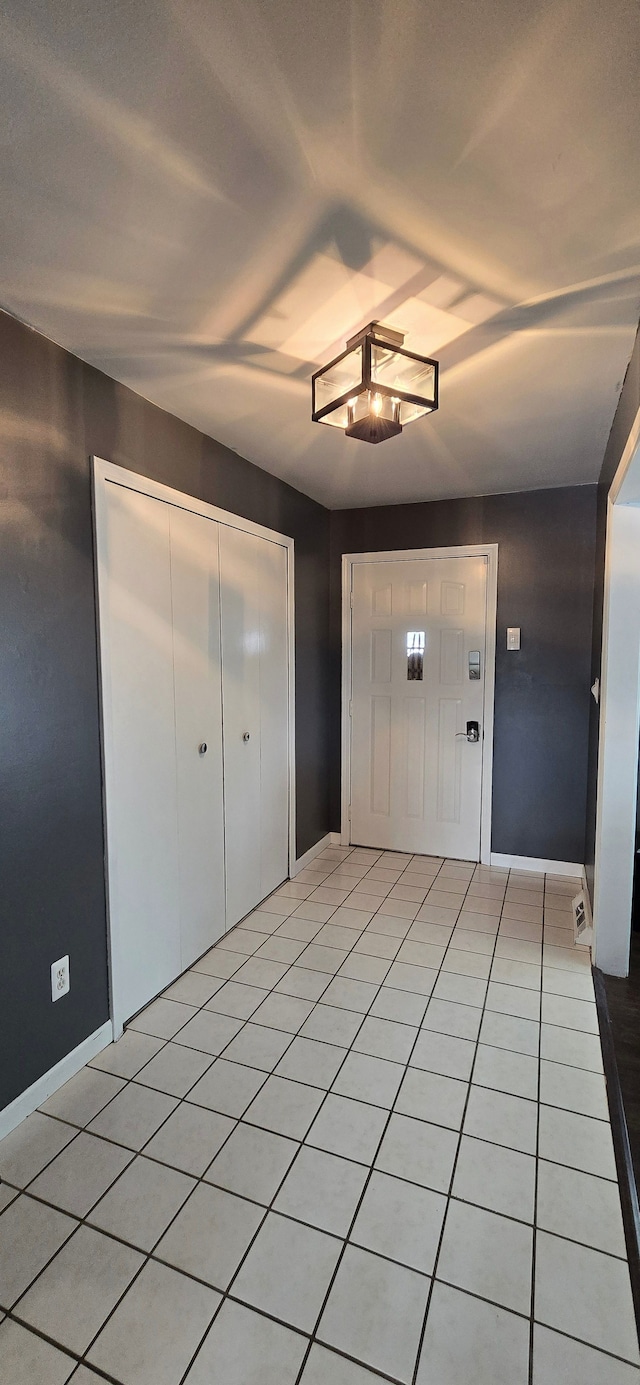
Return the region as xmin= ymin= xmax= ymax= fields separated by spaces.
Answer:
xmin=506 ymin=627 xmax=521 ymax=651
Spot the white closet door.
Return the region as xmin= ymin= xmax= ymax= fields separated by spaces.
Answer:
xmin=169 ymin=506 xmax=225 ymax=967
xmin=220 ymin=525 xmax=289 ymax=926
xmin=99 ymin=482 xmax=181 ymax=1029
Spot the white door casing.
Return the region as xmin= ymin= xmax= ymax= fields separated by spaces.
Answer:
xmin=93 ymin=459 xmax=295 ymax=1034
xmin=343 ymin=546 xmax=497 ymax=863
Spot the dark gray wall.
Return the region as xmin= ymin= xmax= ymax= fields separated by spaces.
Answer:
xmin=330 ymin=486 xmax=597 ymax=863
xmin=584 ymin=327 xmax=640 ymax=901
xmin=0 ymin=309 xmax=330 ymax=1111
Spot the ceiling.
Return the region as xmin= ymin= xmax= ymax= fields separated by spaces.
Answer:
xmin=1 ymin=0 xmax=640 ymax=508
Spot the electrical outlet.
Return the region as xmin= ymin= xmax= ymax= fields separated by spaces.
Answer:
xmin=51 ymin=955 xmax=70 ymax=1001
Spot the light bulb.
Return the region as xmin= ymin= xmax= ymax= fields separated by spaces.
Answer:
xmin=371 ymin=393 xmax=382 ymax=416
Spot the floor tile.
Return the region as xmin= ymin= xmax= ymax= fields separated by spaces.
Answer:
xmin=221 ymin=1022 xmax=293 ymax=1072
xmin=332 ymin=1051 xmax=404 ymax=1108
xmin=16 ymin=1225 xmax=143 ymax=1355
xmin=478 ymin=1010 xmax=540 ymax=1056
xmin=486 ymin=981 xmax=540 ymax=1021
xmin=353 ymin=1016 xmax=417 ymax=1063
xmin=331 ymin=906 xmax=375 ymax=928
xmin=498 ymin=917 xmax=542 ymax=942
xmin=134 ymin=1042 xmax=213 ymax=1097
xmin=40 ymin=1068 xmax=125 ymax=1127
xmin=87 ymin=1258 xmax=218 ymax=1385
xmin=437 ymin=1198 xmax=532 ymax=1314
xmin=315 ymin=976 xmax=378 ymax=1012
xmin=205 ymin=1122 xmax=298 ymax=1203
xmin=174 ymin=1009 xmax=244 ymax=1056
xmin=259 ymin=895 xmax=296 ymax=916
xmin=385 ymin=961 xmax=438 ymax=996
xmin=276 ymin=1036 xmax=347 ymax=1089
xmin=163 ymin=971 xmax=224 ymax=1006
xmin=447 ymin=927 xmax=496 ymax=955
xmin=410 ymin=1029 xmax=475 ymax=1080
xmin=274 ymin=1145 xmax=368 ymax=1235
xmin=416 ymin=1280 xmax=529 ymax=1384
xmin=463 ymin=1086 xmax=537 ymax=1154
xmin=318 ymin=1243 xmax=429 ymax=1383
xmin=407 ymin=919 xmax=454 ymax=946
xmin=542 ymin=943 xmax=591 ymax=973
xmin=256 ymin=935 xmax=309 ymax=964
xmin=453 ymin=1134 xmax=535 ymax=1221
xmin=217 ymin=928 xmax=269 ymax=955
xmin=128 ymin=998 xmax=198 ymax=1039
xmin=0 ymin=1113 xmax=76 ymax=1188
xmin=540 ymin=1022 xmax=603 ymax=1071
xmin=301 ymin=1003 xmax=364 ymax=1047
xmin=422 ymin=997 xmax=482 ymax=1041
xmin=250 ymin=992 xmax=314 ymax=1033
xmin=456 ymin=911 xmax=499 ymax=935
xmin=442 ymin=947 xmax=491 ymax=979
xmin=339 ymin=952 xmax=391 ymax=984
xmin=0 ymin=1184 xmax=17 ymax=1213
xmin=536 ymin=1159 xmax=626 ymax=1256
xmin=397 ymin=939 xmax=447 ymax=969
xmin=309 ymin=885 xmax=352 ymax=906
xmin=351 ymin=1170 xmax=446 ymax=1273
xmin=495 ymin=936 xmax=542 ymax=965
xmin=187 ymin=1058 xmax=266 ymax=1118
xmin=473 ymin=1043 xmax=538 ymax=1099
xmin=183 ymin=1298 xmax=306 ymax=1385
xmin=276 ymin=916 xmax=323 ymax=942
xmin=306 ymin=1094 xmax=387 ymax=1164
xmin=0 ymin=1194 xmax=75 ymax=1308
xmin=532 ymin=1323 xmax=640 ymax=1385
xmin=28 ymin=1131 xmax=132 ymax=1217
xmin=233 ymin=957 xmax=291 ymax=988
xmin=490 ymin=957 xmax=541 ymax=990
xmin=541 ymin=965 xmax=594 ymax=1001
xmin=144 ymin=1103 xmax=235 ymax=1175
xmin=300 ymin=1342 xmax=385 ymax=1383
xmin=369 ymin=986 xmax=429 ymax=1025
xmin=539 ymin=1058 xmax=608 ymax=1118
xmin=275 ymin=966 xmax=331 ymax=1001
xmin=155 ymin=1181 xmax=263 ymax=1287
xmin=534 ymin=1230 xmax=639 ymax=1363
xmin=367 ymin=913 xmax=412 ymax=937
xmin=206 ymin=980 xmax=267 ymax=1019
xmin=0 ymin=1319 xmax=76 ymax=1385
xmin=314 ymin=923 xmax=365 ymax=949
xmin=88 ymin=1083 xmax=178 ymax=1149
xmin=244 ymin=1074 xmax=324 ymax=1139
xmin=433 ymin=971 xmax=486 ymax=1007
xmin=375 ymin=1113 xmax=457 ymax=1192
xmin=297 ymin=943 xmax=348 ymax=974
xmin=232 ymin=1211 xmax=341 ymax=1331
xmin=90 ymin=1029 xmax=165 ymax=1078
xmin=88 ymin=1153 xmax=195 ymax=1249
xmin=538 ymin=1104 xmax=617 ymax=1178
xmin=194 ymin=949 xmax=249 ymax=978
xmin=293 ymin=902 xmax=335 ymax=924
xmin=243 ymin=908 xmax=290 ymax=933
xmin=396 ymin=1066 xmax=468 ymax=1129
xmin=541 ymin=993 xmax=599 ymax=1034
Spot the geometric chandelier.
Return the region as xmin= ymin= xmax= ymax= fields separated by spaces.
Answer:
xmin=311 ymin=321 xmax=439 ymax=444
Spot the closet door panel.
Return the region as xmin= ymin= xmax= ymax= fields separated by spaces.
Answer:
xmin=100 ymin=483 xmax=181 ymax=1027
xmin=170 ymin=507 xmax=226 ymax=967
xmin=257 ymin=538 xmax=289 ymax=900
xmin=219 ymin=525 xmax=262 ymax=926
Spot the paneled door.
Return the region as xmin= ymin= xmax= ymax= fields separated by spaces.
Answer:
xmin=219 ymin=523 xmax=289 ymax=927
xmin=349 ymin=555 xmax=488 ymax=859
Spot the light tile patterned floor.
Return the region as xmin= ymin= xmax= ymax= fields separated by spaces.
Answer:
xmin=1 ymin=846 xmax=639 ymax=1384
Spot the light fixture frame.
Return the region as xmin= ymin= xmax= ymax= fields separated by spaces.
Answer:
xmin=311 ymin=321 xmax=439 ymax=429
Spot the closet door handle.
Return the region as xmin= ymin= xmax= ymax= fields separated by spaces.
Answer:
xmin=242 ymin=731 xmax=251 ymax=742
xmin=198 ymin=742 xmax=208 ymax=755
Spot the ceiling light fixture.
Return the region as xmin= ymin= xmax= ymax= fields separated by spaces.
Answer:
xmin=311 ymin=321 xmax=438 ymax=444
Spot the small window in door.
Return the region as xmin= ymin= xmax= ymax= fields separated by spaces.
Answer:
xmin=407 ymin=631 xmax=426 ymax=681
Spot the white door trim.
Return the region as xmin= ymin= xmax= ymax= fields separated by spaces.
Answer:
xmin=341 ymin=544 xmax=498 ymax=864
xmin=593 ymin=409 xmax=640 ymax=976
xmin=92 ymin=458 xmax=296 ymax=1033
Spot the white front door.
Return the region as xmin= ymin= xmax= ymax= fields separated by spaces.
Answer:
xmin=219 ymin=524 xmax=289 ymax=926
xmin=349 ymin=554 xmax=488 ymax=860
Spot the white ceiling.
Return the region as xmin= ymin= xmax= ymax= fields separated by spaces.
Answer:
xmin=1 ymin=0 xmax=639 ymax=508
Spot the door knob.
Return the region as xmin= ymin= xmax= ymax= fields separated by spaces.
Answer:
xmin=242 ymin=731 xmax=250 ymax=742
xmin=198 ymin=742 xmax=208 ymax=754
xmin=456 ymin=721 xmax=480 ymax=743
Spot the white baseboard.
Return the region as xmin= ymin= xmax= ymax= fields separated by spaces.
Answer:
xmin=0 ymin=1020 xmax=113 ymax=1142
xmin=490 ymin=852 xmax=584 ymax=877
xmin=291 ymin=833 xmax=333 ymax=877
xmin=330 ymin=832 xmax=343 ymax=845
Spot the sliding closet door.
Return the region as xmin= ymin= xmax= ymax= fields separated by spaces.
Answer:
xmin=220 ymin=525 xmax=289 ymax=926
xmin=169 ymin=506 xmax=225 ymax=967
xmin=99 ymin=482 xmax=181 ymax=1029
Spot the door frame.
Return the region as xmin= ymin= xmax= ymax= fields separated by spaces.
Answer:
xmin=593 ymin=408 xmax=640 ymax=976
xmin=341 ymin=544 xmax=498 ymax=863
xmin=92 ymin=457 xmax=296 ymax=1034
